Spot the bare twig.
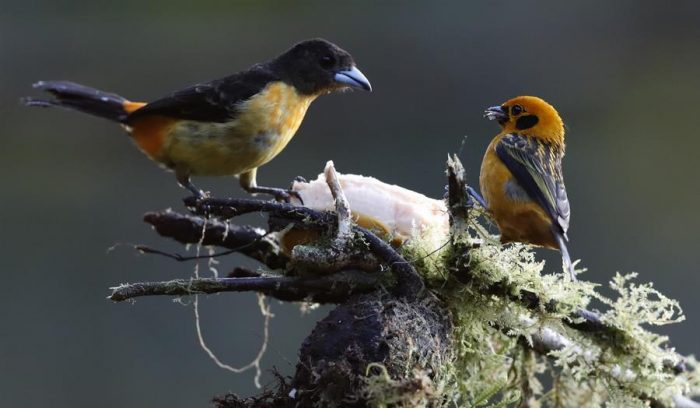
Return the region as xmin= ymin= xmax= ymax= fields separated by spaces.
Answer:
xmin=184 ymin=197 xmax=335 ymax=226
xmin=109 ymin=271 xmax=384 ymax=303
xmin=324 ymin=160 xmax=352 ymax=245
xmin=446 ymin=154 xmax=471 ymax=224
xmin=135 ymin=245 xmax=238 ymax=262
xmin=143 ymin=211 xmax=288 ymax=269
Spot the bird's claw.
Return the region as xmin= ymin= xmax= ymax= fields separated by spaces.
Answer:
xmin=190 ymin=190 xmax=210 ymax=200
xmin=466 ymin=186 xmax=488 ymax=209
xmin=182 ymin=190 xmax=212 ymax=214
xmin=465 ymin=194 xmax=476 ymax=209
xmin=273 ymin=189 xmax=304 ymax=205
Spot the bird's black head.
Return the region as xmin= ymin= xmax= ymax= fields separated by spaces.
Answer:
xmin=271 ymin=38 xmax=372 ymax=95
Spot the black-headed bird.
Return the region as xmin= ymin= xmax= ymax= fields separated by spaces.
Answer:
xmin=24 ymin=38 xmax=372 ymax=200
xmin=479 ymin=96 xmax=575 ymax=280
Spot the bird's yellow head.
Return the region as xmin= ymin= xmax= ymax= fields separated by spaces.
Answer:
xmin=484 ymin=96 xmax=565 ymax=144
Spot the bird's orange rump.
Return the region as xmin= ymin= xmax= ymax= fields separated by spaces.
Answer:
xmin=128 ymin=115 xmax=177 ymax=161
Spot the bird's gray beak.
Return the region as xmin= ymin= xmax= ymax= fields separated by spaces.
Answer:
xmin=334 ymin=66 xmax=372 ymax=91
xmin=484 ymin=105 xmax=508 ymax=122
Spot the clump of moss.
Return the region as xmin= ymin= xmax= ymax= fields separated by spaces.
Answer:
xmin=364 ymin=207 xmax=700 ymax=407
xmin=362 ymin=364 xmax=438 ymax=408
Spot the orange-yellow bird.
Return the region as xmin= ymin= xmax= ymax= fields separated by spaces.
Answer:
xmin=477 ymin=96 xmax=574 ymax=280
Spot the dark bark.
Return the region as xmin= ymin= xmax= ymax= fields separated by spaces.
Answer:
xmin=212 ymin=291 xmax=454 ymax=408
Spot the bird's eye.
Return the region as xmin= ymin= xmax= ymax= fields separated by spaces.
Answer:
xmin=319 ymin=55 xmax=335 ymax=69
xmin=511 ymin=105 xmax=523 ymax=116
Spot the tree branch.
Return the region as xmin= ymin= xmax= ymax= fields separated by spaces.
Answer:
xmin=184 ymin=196 xmax=425 ymax=299
xmin=109 ymin=271 xmax=384 ymax=304
xmin=143 ymin=211 xmax=288 ymax=269
xmin=524 ymin=318 xmax=700 ymax=408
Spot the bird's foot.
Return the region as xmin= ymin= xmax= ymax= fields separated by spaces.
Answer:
xmin=273 ymin=189 xmax=303 ymax=204
xmin=193 ymin=190 xmax=211 ymax=200
xmin=181 ymin=190 xmax=212 ymax=214
xmin=465 ymin=194 xmax=475 ymax=208
xmin=466 ymin=186 xmax=488 ymax=209
xmin=247 ymin=186 xmax=303 ymax=204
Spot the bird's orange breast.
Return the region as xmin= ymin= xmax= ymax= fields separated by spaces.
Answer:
xmin=479 ymin=136 xmax=557 ymax=248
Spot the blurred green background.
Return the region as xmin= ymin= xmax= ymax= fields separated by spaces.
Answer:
xmin=1 ymin=1 xmax=699 ymax=406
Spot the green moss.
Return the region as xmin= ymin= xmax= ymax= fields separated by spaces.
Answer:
xmin=399 ymin=224 xmax=452 ymax=285
xmin=362 ymin=363 xmax=439 ymax=408
xmin=374 ymin=208 xmax=700 ymax=407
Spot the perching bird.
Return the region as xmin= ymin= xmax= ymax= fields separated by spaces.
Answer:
xmin=24 ymin=38 xmax=372 ymax=200
xmin=478 ymin=96 xmax=574 ymax=280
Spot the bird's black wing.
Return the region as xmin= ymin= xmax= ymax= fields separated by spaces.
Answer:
xmin=495 ymin=133 xmax=570 ymax=238
xmin=126 ymin=64 xmax=279 ymax=123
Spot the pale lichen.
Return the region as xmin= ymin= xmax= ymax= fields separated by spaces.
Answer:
xmin=359 ymin=205 xmax=700 ymax=407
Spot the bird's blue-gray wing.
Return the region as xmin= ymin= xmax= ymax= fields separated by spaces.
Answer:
xmin=495 ymin=133 xmax=570 ymax=239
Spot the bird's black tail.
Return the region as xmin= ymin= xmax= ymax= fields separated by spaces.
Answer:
xmin=23 ymin=81 xmax=131 ymax=123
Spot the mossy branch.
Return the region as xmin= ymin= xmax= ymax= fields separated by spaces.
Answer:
xmin=108 ymin=159 xmax=699 ymax=407
xmin=441 ymin=154 xmax=697 ymax=408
